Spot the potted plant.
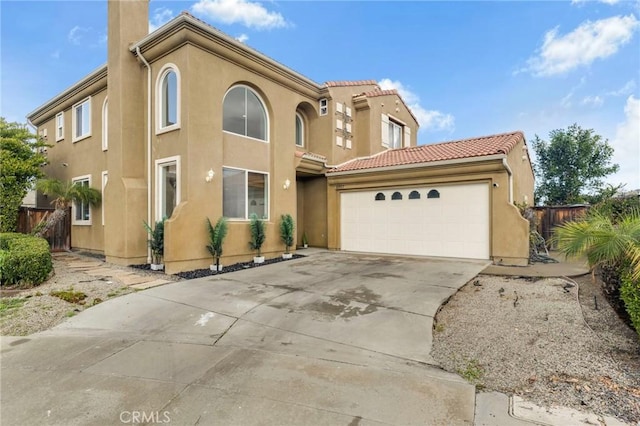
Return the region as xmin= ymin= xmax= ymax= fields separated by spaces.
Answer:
xmin=144 ymin=218 xmax=165 ymax=270
xmin=302 ymin=231 xmax=309 ymax=249
xmin=206 ymin=216 xmax=228 ymax=272
xmin=249 ymin=213 xmax=266 ymax=263
xmin=280 ymin=214 xmax=295 ymax=259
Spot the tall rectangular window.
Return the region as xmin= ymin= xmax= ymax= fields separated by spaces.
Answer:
xmin=389 ymin=120 xmax=402 ymax=149
xmin=101 ymin=171 xmax=108 ymax=225
xmin=72 ymin=175 xmax=91 ymax=225
xmin=156 ymin=158 xmax=179 ymax=220
xmin=72 ymin=97 xmax=91 ymax=142
xmin=55 ymin=112 xmax=64 ymax=141
xmin=223 ymin=167 xmax=268 ymax=220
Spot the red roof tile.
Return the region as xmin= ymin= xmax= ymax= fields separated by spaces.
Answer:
xmin=328 ymin=131 xmax=524 ymax=173
xmin=324 ymin=80 xmax=378 ymax=88
xmin=361 ymin=89 xmax=398 ymax=98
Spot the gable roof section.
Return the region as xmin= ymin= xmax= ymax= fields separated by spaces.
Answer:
xmin=327 ymin=131 xmax=524 ymax=174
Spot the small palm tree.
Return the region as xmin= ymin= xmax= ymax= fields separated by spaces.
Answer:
xmin=279 ymin=214 xmax=294 ymax=254
xmin=554 ymin=210 xmax=640 ymax=281
xmin=206 ymin=216 xmax=228 ymax=270
xmin=34 ymin=178 xmax=101 ymax=238
xmin=249 ymin=213 xmax=266 ymax=258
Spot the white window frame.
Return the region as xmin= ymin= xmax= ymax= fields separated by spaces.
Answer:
xmin=295 ymin=112 xmax=304 ymax=147
xmin=72 ymin=97 xmax=92 ymax=142
xmin=55 ymin=112 xmax=64 ymax=142
xmin=102 ymin=97 xmax=108 ymax=151
xmin=389 ymin=120 xmax=403 ymax=149
xmin=155 ymin=63 xmax=181 ymax=135
xmin=101 ymin=171 xmax=108 ymax=226
xmin=155 ymin=156 xmax=181 ymax=222
xmin=222 ymin=166 xmax=270 ymax=221
xmin=222 ymin=85 xmax=270 ymax=143
xmin=319 ymin=98 xmax=328 ymax=116
xmin=71 ymin=174 xmax=92 ymax=225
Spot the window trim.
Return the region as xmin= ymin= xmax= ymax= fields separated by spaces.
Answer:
xmin=102 ymin=97 xmax=108 ymax=151
xmin=295 ymin=112 xmax=304 ymax=147
xmin=71 ymin=174 xmax=92 ymax=225
xmin=72 ymin=97 xmax=92 ymax=143
xmin=55 ymin=112 xmax=64 ymax=142
xmin=222 ymin=166 xmax=270 ymax=221
xmin=155 ymin=156 xmax=181 ymax=222
xmin=155 ymin=63 xmax=181 ymax=135
xmin=388 ymin=120 xmax=403 ymax=149
xmin=222 ymin=84 xmax=269 ymax=143
xmin=101 ymin=171 xmax=108 ymax=226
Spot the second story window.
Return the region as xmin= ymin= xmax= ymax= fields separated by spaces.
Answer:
xmin=72 ymin=97 xmax=91 ymax=142
xmin=295 ymin=113 xmax=304 ymax=147
xmin=223 ymin=86 xmax=268 ymax=141
xmin=55 ymin=112 xmax=64 ymax=141
xmin=157 ymin=64 xmax=180 ymax=132
xmin=381 ymin=114 xmax=406 ymax=149
xmin=388 ymin=120 xmax=402 ymax=149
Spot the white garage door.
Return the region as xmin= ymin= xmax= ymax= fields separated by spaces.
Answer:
xmin=340 ymin=183 xmax=490 ymax=259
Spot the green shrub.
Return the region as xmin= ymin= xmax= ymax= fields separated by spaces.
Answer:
xmin=0 ymin=233 xmax=52 ymax=286
xmin=620 ymin=275 xmax=640 ymax=337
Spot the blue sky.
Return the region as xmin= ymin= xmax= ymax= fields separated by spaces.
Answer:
xmin=2 ymin=0 xmax=639 ymax=188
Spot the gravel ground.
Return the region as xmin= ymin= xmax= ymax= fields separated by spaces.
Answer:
xmin=431 ymin=274 xmax=640 ymax=424
xmin=0 ymin=253 xmax=180 ymax=336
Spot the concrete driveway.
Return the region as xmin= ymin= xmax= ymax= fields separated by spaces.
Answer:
xmin=1 ymin=251 xmax=487 ymax=425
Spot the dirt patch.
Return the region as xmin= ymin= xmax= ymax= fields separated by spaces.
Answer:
xmin=431 ymin=275 xmax=640 ymax=424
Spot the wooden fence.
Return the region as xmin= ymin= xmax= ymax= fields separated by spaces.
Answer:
xmin=17 ymin=207 xmax=71 ymax=251
xmin=533 ymin=205 xmax=589 ymax=248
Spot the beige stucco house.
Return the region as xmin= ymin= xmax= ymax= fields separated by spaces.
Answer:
xmin=27 ymin=0 xmax=534 ymax=273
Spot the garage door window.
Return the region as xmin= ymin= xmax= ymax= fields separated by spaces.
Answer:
xmin=391 ymin=191 xmax=402 ymax=200
xmin=409 ymin=190 xmax=420 ymax=199
xmin=375 ymin=193 xmax=385 ymax=201
xmin=427 ymin=189 xmax=440 ymax=199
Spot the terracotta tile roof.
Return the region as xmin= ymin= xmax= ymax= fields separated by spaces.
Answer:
xmin=327 ymin=131 xmax=525 ymax=173
xmin=361 ymin=89 xmax=398 ymax=98
xmin=324 ymin=80 xmax=378 ymax=88
xmin=295 ymin=150 xmax=327 ymax=162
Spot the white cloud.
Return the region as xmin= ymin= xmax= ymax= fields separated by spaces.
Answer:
xmin=68 ymin=26 xmax=90 ymax=45
xmin=378 ymin=78 xmax=455 ymax=133
xmin=606 ymin=79 xmax=637 ymax=96
xmin=581 ymin=95 xmax=604 ymax=107
xmin=609 ymin=95 xmax=640 ymax=188
xmin=192 ymin=0 xmax=288 ymax=30
xmin=524 ymin=15 xmax=639 ymax=76
xmin=149 ymin=7 xmax=175 ymax=33
xmin=236 ymin=33 xmax=249 ymax=43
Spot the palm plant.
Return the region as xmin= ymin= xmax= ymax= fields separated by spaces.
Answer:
xmin=554 ymin=210 xmax=640 ymax=281
xmin=206 ymin=216 xmax=228 ymax=270
xmin=248 ymin=213 xmax=266 ymax=258
xmin=143 ymin=218 xmax=165 ymax=266
xmin=34 ymin=178 xmax=101 ymax=238
xmin=279 ymin=214 xmax=295 ymax=254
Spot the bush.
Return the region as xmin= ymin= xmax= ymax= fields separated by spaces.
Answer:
xmin=620 ymin=275 xmax=640 ymax=337
xmin=0 ymin=233 xmax=52 ymax=286
xmin=592 ymin=195 xmax=640 ymax=224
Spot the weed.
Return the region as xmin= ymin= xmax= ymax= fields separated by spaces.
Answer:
xmin=35 ymin=291 xmax=43 ymax=297
xmin=434 ymin=323 xmax=445 ymax=333
xmin=50 ymin=289 xmax=87 ymax=304
xmin=91 ymin=298 xmax=103 ymax=306
xmin=457 ymin=359 xmax=484 ymax=384
xmin=65 ymin=311 xmax=76 ymax=317
xmin=0 ymin=298 xmax=26 ymax=314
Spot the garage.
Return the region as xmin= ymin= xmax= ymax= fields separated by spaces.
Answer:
xmin=340 ymin=183 xmax=490 ymax=259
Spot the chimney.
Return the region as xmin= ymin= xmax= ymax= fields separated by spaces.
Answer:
xmin=104 ymin=0 xmax=150 ymax=265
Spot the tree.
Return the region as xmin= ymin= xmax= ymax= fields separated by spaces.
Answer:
xmin=34 ymin=179 xmax=101 ymax=238
xmin=0 ymin=118 xmax=48 ymax=232
xmin=206 ymin=216 xmax=228 ymax=270
xmin=532 ymin=124 xmax=619 ymax=205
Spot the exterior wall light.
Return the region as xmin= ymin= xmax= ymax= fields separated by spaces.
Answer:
xmin=283 ymin=179 xmax=291 ymax=190
xmin=205 ymin=169 xmax=215 ymax=182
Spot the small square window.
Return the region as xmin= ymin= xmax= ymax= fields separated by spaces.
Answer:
xmin=319 ymin=98 xmax=328 ymax=116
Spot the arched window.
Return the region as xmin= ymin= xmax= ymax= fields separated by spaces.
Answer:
xmin=156 ymin=64 xmax=180 ymax=132
xmin=295 ymin=112 xmax=304 ymax=147
xmin=391 ymin=191 xmax=403 ymax=200
xmin=375 ymin=192 xmax=385 ymax=201
xmin=427 ymin=189 xmax=440 ymax=199
xmin=223 ymin=85 xmax=268 ymax=141
xmin=102 ymin=97 xmax=108 ymax=151
xmin=408 ymin=190 xmax=420 ymax=199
